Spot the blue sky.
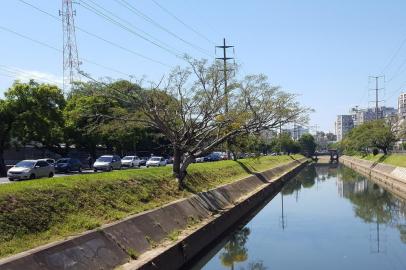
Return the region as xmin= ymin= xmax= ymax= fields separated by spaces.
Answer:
xmin=1 ymin=0 xmax=406 ymax=132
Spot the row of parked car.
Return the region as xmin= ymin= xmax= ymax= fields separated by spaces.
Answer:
xmin=6 ymin=155 xmax=169 ymax=181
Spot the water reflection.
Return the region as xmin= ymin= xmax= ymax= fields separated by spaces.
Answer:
xmin=220 ymin=227 xmax=250 ymax=269
xmin=337 ymin=166 xmax=406 ymax=253
xmin=197 ymin=165 xmax=406 ymax=270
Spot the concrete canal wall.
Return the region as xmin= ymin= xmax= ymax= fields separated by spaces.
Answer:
xmin=340 ymin=156 xmax=406 ymax=194
xmin=0 ymin=158 xmax=308 ymax=270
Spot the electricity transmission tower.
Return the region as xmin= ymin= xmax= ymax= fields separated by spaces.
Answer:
xmin=369 ymin=76 xmax=385 ymax=120
xmin=60 ymin=0 xmax=81 ymax=93
xmin=215 ymin=38 xmax=234 ymax=113
xmin=216 ymin=38 xmax=235 ymax=158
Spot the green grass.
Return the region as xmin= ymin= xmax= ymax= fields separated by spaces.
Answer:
xmin=355 ymin=153 xmax=406 ymax=168
xmin=0 ymin=154 xmax=301 ymax=258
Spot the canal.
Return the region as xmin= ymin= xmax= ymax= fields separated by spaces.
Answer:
xmin=187 ymin=164 xmax=406 ymax=270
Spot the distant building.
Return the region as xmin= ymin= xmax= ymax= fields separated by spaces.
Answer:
xmin=381 ymin=106 xmax=397 ymax=119
xmin=283 ymin=125 xmax=309 ymax=141
xmin=350 ymin=106 xmax=396 ymax=126
xmin=399 ymin=93 xmax=406 ymax=119
xmin=352 ymin=108 xmax=375 ymax=126
xmin=335 ymin=115 xmax=354 ymax=141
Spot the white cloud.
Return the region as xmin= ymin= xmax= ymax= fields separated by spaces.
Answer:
xmin=0 ymin=66 xmax=63 ymax=86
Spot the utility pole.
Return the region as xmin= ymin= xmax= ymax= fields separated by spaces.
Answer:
xmin=369 ymin=76 xmax=385 ymax=120
xmin=60 ymin=0 xmax=81 ymax=93
xmin=216 ymin=38 xmax=234 ymax=158
xmin=216 ymin=38 xmax=234 ymax=113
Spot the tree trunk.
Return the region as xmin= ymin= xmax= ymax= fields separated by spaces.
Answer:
xmin=172 ymin=146 xmax=186 ymax=189
xmin=0 ymin=148 xmax=6 ymax=177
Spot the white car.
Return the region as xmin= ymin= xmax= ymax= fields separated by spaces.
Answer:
xmin=93 ymin=155 xmax=122 ymax=172
xmin=195 ymin=157 xmax=205 ymax=163
xmin=146 ymin=156 xmax=167 ymax=167
xmin=7 ymin=160 xmax=55 ymax=181
xmin=121 ymin=156 xmax=142 ymax=168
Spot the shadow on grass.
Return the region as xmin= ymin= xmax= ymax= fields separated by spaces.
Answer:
xmin=236 ymin=160 xmax=269 ymax=183
xmin=289 ymin=155 xmax=298 ymax=161
xmin=371 ymin=154 xmax=389 ymax=168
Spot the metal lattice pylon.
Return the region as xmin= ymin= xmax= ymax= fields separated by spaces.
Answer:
xmin=60 ymin=0 xmax=80 ymax=93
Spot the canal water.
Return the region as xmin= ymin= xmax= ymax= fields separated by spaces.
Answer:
xmin=187 ymin=164 xmax=406 ymax=270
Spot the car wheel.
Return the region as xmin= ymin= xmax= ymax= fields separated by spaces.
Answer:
xmin=138 ymin=164 xmax=141 ymax=168
xmin=109 ymin=166 xmax=113 ymax=171
xmin=30 ymin=174 xmax=36 ymax=180
xmin=94 ymin=169 xmax=98 ymax=172
xmin=8 ymin=178 xmax=14 ymax=181
xmin=48 ymin=172 xmax=54 ymax=178
xmin=78 ymin=167 xmax=82 ymax=173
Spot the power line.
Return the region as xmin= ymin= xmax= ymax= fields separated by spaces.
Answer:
xmin=150 ymin=0 xmax=215 ymax=45
xmin=0 ymin=24 xmax=132 ymax=78
xmin=113 ymin=0 xmax=212 ymax=56
xmin=0 ymin=65 xmax=61 ymax=85
xmin=80 ymin=0 xmax=182 ymax=56
xmin=16 ymin=0 xmax=171 ymax=68
xmin=381 ymin=35 xmax=406 ymax=74
xmin=78 ymin=0 xmax=182 ymax=58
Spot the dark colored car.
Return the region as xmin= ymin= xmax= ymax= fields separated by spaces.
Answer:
xmin=55 ymin=158 xmax=82 ymax=173
xmin=139 ymin=157 xmax=148 ymax=166
xmin=203 ymin=152 xmax=221 ymax=162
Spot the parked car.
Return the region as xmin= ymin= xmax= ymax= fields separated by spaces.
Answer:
xmin=195 ymin=156 xmax=205 ymax=163
xmin=139 ymin=157 xmax=148 ymax=166
xmin=166 ymin=157 xmax=174 ymax=164
xmin=38 ymin=158 xmax=56 ymax=166
xmin=93 ymin=155 xmax=121 ymax=172
xmin=204 ymin=152 xmax=221 ymax=162
xmin=146 ymin=156 xmax=167 ymax=167
xmin=121 ymin=156 xmax=142 ymax=167
xmin=55 ymin=158 xmax=82 ymax=173
xmin=7 ymin=159 xmax=55 ymax=181
xmin=220 ymin=152 xmax=229 ymax=160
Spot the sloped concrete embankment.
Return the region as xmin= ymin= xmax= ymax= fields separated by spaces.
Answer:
xmin=341 ymin=156 xmax=406 ymax=196
xmin=0 ymin=158 xmax=307 ymax=270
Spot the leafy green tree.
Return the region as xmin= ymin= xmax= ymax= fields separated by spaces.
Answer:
xmin=98 ymin=59 xmax=310 ymax=189
xmin=276 ymin=132 xmax=301 ymax=154
xmin=0 ymin=100 xmax=16 ymax=176
xmin=342 ymin=120 xmax=396 ymax=155
xmin=299 ymin=133 xmax=316 ymax=156
xmin=0 ymin=81 xmax=65 ymax=175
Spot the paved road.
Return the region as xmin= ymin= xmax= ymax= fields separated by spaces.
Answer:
xmin=0 ymin=164 xmax=173 ymax=185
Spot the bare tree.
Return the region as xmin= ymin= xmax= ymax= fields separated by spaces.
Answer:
xmin=96 ymin=58 xmax=310 ymax=189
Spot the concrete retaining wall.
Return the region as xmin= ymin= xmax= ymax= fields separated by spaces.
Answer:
xmin=340 ymin=156 xmax=406 ymax=194
xmin=0 ymin=158 xmax=307 ymax=270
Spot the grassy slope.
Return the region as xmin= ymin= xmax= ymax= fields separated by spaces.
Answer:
xmin=0 ymin=155 xmax=302 ymax=258
xmin=355 ymin=154 xmax=406 ymax=168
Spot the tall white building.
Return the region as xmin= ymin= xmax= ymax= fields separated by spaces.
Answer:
xmin=335 ymin=115 xmax=354 ymax=141
xmin=399 ymin=93 xmax=406 ymax=119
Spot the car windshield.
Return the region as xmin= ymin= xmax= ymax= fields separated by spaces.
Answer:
xmin=97 ymin=157 xmax=112 ymax=162
xmin=15 ymin=161 xmax=35 ymax=168
xmin=150 ymin=157 xmax=160 ymax=161
xmin=122 ymin=156 xmax=133 ymax=160
xmin=57 ymin=159 xmax=70 ymax=164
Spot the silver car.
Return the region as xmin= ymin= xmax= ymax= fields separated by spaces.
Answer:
xmin=121 ymin=156 xmax=142 ymax=168
xmin=7 ymin=160 xmax=55 ymax=181
xmin=146 ymin=156 xmax=167 ymax=167
xmin=93 ymin=155 xmax=121 ymax=172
